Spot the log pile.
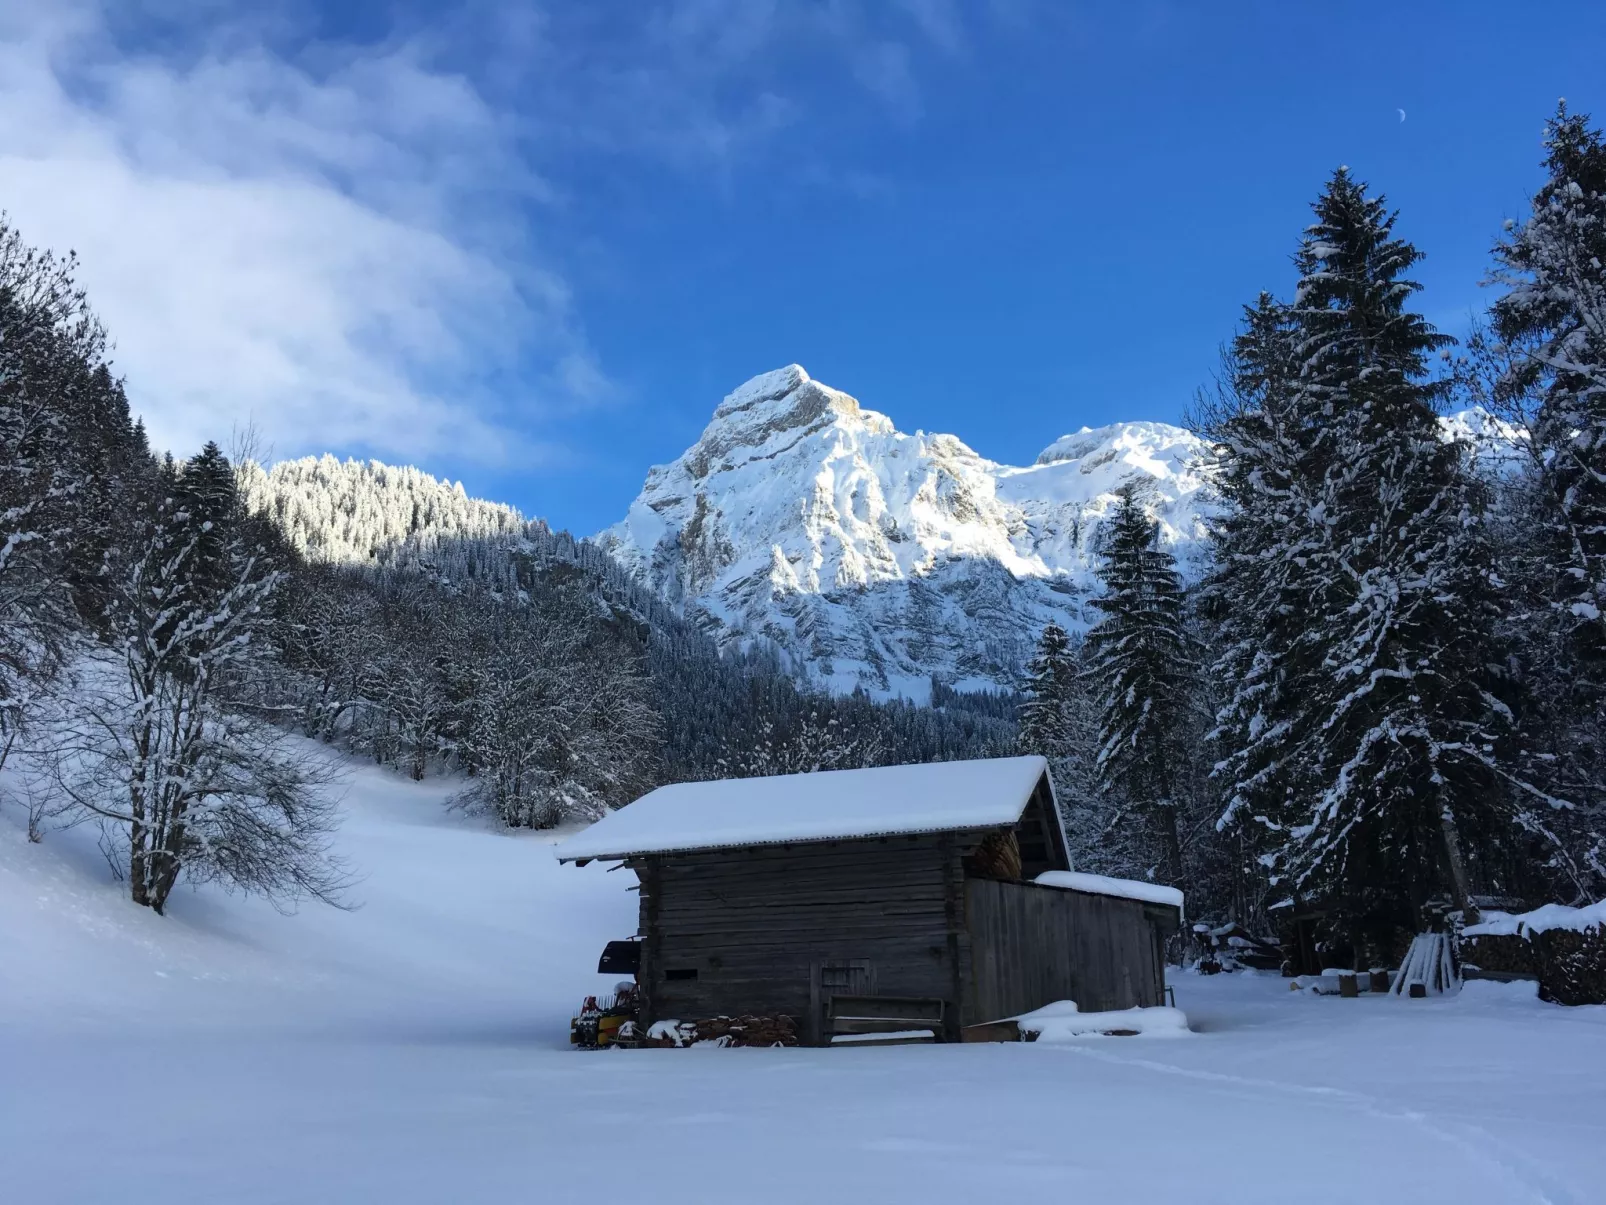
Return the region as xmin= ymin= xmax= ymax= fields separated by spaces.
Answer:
xmin=1533 ymin=923 xmax=1606 ymax=1007
xmin=1191 ymin=921 xmax=1283 ymax=973
xmin=644 ymin=1015 xmax=801 ymax=1048
xmin=966 ymin=831 xmax=1022 ymax=882
xmin=1459 ymin=932 xmax=1536 ymax=980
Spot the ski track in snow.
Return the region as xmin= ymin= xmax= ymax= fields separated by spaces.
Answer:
xmin=1054 ymin=1043 xmax=1575 ymax=1205
xmin=3 ymin=744 xmax=1603 ymax=1204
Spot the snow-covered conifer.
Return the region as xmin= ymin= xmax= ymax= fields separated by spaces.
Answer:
xmin=0 ymin=219 xmax=141 ymax=741
xmin=1019 ymin=621 xmax=1076 ymax=761
xmin=1484 ymin=104 xmax=1606 ymax=891
xmin=1207 ymin=172 xmax=1525 ymax=946
xmin=1084 ymin=487 xmax=1197 ymax=886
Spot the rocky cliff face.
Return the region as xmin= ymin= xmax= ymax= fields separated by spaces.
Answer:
xmin=597 ymin=365 xmax=1216 ymax=698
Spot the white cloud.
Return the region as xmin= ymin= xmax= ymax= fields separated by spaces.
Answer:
xmin=0 ymin=2 xmax=598 ymax=465
xmin=0 ymin=1 xmax=1003 ymax=470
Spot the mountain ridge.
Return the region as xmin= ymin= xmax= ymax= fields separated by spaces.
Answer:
xmin=596 ymin=365 xmax=1216 ymax=698
xmin=248 ymin=366 xmax=1507 ymax=702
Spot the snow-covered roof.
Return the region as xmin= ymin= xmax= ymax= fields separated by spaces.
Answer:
xmin=556 ymin=755 xmax=1056 ymax=862
xmin=1034 ymin=870 xmax=1185 ymax=912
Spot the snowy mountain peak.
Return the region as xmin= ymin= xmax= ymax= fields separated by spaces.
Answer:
xmin=714 ymin=364 xmax=816 ymax=419
xmin=1035 ymin=420 xmax=1202 ymax=472
xmin=600 ymin=368 xmax=1216 ymax=698
xmin=685 ymin=364 xmax=896 ymax=475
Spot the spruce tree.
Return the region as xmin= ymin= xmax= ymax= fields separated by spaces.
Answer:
xmin=1209 ymin=170 xmax=1520 ymax=948
xmin=1487 ymin=103 xmax=1606 ymax=892
xmin=1083 ymin=487 xmax=1196 ymax=886
xmin=1018 ymin=622 xmax=1114 ymax=876
xmin=1201 ymin=293 xmax=1324 ymax=852
xmin=1491 ymin=104 xmax=1606 ymax=645
xmin=1019 ymin=621 xmax=1076 ymax=760
xmin=0 ymin=219 xmax=143 ymax=737
xmin=173 ymin=441 xmax=241 ymax=601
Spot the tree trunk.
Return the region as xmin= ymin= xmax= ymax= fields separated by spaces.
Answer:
xmin=129 ymin=821 xmax=150 ymax=909
xmin=1154 ymin=802 xmax=1184 ymax=888
xmin=1437 ymin=798 xmax=1479 ymax=926
xmin=148 ymin=852 xmax=180 ymax=915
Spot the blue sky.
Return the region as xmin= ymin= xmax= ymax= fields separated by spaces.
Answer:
xmin=5 ymin=1 xmax=1604 ymax=536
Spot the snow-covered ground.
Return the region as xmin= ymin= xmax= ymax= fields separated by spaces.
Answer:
xmin=3 ymin=753 xmax=1603 ymax=1205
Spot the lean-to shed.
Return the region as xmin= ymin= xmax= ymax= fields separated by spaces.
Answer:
xmin=557 ymin=755 xmax=1181 ymax=1044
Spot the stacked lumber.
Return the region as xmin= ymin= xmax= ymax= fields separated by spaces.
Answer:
xmin=1390 ymin=932 xmax=1459 ymax=997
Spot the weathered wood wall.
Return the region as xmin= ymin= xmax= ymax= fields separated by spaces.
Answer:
xmin=1014 ymin=777 xmax=1071 ymax=879
xmin=963 ymin=880 xmax=1169 ymax=1023
xmin=626 ymin=775 xmax=1169 ymax=1043
xmin=633 ymin=835 xmax=971 ymax=1042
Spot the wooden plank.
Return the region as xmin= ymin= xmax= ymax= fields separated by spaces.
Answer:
xmin=940 ymin=833 xmax=965 ymax=1042
xmin=827 ymin=994 xmax=944 ymax=1023
xmin=657 ymin=897 xmax=949 ymax=920
xmin=961 ymin=1019 xmax=1025 ymax=1042
xmin=829 ymin=1032 xmax=937 ymax=1047
xmin=639 ymin=859 xmax=661 ymax=1024
xmin=961 ymin=878 xmax=1166 ymax=1024
xmin=1035 ymin=777 xmax=1069 ymax=872
xmin=638 ymin=830 xmax=1038 ymax=1029
xmin=653 ymin=925 xmax=952 ymax=948
xmin=830 ymin=1017 xmax=941 ymax=1036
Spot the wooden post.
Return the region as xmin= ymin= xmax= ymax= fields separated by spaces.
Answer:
xmin=638 ymin=858 xmax=660 ymax=1026
xmin=1437 ymin=797 xmax=1480 ymax=926
xmin=807 ymin=963 xmax=823 ymax=1048
xmin=940 ymin=833 xmax=965 ymax=1040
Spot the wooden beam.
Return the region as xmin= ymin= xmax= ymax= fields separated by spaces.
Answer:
xmin=940 ymin=832 xmax=965 ymax=1042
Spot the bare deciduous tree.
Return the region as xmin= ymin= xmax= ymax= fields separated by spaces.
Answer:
xmin=39 ymin=446 xmax=349 ymax=914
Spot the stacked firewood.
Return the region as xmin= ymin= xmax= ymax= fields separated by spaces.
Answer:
xmin=1458 ymin=931 xmax=1536 ymax=979
xmin=967 ymin=831 xmax=1022 ymax=881
xmin=1190 ymin=921 xmax=1282 ymax=973
xmin=1534 ymin=923 xmax=1606 ymax=1007
xmin=644 ymin=1015 xmax=800 ymax=1047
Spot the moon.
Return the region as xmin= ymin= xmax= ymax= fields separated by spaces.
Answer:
xmin=1398 ymin=108 xmax=1407 ymax=122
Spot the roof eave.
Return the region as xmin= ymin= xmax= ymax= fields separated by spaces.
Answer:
xmin=559 ymin=820 xmax=1024 ymax=865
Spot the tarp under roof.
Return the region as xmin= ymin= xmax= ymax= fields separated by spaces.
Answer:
xmin=555 ymin=755 xmax=1057 ymax=862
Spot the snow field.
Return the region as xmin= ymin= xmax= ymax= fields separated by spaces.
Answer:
xmin=3 ymin=749 xmax=1603 ymax=1205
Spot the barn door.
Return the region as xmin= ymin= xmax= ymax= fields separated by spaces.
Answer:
xmin=808 ymin=959 xmax=876 ymax=1045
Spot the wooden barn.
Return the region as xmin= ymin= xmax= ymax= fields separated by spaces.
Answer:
xmin=557 ymin=755 xmax=1182 ymax=1044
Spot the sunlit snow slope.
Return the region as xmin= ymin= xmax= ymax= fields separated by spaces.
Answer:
xmin=4 ymin=758 xmax=1602 ymax=1205
xmin=598 ymin=365 xmax=1215 ymax=697
xmin=0 ymin=752 xmax=631 ymax=1032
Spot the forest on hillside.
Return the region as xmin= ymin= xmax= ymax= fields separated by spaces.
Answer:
xmin=2 ymin=104 xmax=1605 ymax=960
xmin=0 ymin=216 xmax=1010 ymax=914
